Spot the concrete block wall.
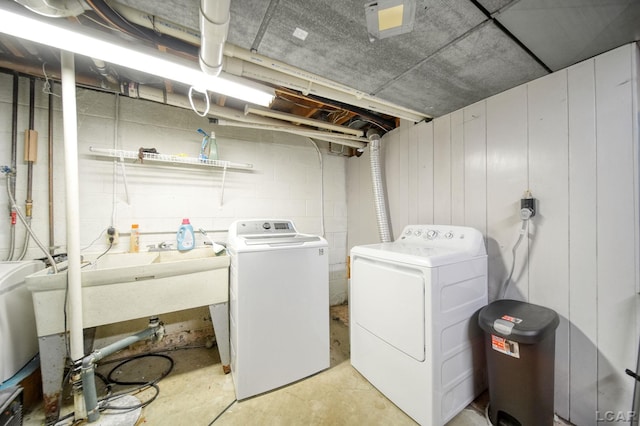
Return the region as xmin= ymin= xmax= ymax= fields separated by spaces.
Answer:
xmin=0 ymin=74 xmax=348 ymax=348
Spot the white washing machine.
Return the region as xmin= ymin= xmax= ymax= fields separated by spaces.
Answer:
xmin=0 ymin=260 xmax=45 ymax=383
xmin=350 ymin=225 xmax=488 ymax=425
xmin=227 ymin=219 xmax=330 ymax=400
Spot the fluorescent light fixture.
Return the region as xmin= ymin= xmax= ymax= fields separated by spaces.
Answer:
xmin=365 ymin=0 xmax=416 ymax=40
xmin=0 ymin=3 xmax=275 ymax=107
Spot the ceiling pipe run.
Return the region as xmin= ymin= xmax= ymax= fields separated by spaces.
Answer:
xmin=107 ymin=1 xmax=429 ymax=122
xmin=199 ymin=0 xmax=230 ymax=76
xmin=244 ymin=104 xmax=364 ymax=137
xmin=120 ymin=81 xmax=367 ymax=149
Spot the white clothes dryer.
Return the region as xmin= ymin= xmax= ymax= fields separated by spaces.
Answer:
xmin=227 ymin=219 xmax=330 ymax=400
xmin=350 ymin=225 xmax=488 ymax=425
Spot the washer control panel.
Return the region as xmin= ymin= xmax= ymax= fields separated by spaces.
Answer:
xmin=234 ymin=220 xmax=297 ymax=236
xmin=396 ymin=224 xmax=485 ymax=255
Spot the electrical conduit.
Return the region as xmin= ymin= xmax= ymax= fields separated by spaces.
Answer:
xmin=368 ymin=131 xmax=392 ymax=243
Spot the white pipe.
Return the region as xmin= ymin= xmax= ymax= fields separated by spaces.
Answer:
xmin=244 ymin=104 xmax=364 ymax=137
xmin=306 ymin=138 xmax=325 ymax=237
xmin=223 ymin=47 xmax=428 ymax=122
xmin=226 ymin=56 xmax=424 ymax=122
xmin=121 ymin=81 xmax=367 ymax=148
xmin=216 ymin=119 xmax=367 ymax=149
xmin=199 ymin=0 xmax=230 ymax=76
xmin=368 ymin=132 xmax=392 ymax=243
xmin=107 ymin=1 xmax=200 ymax=44
xmin=60 ymin=51 xmax=84 ymax=362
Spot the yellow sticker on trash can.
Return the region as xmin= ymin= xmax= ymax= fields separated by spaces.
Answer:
xmin=491 ymin=334 xmax=520 ymax=358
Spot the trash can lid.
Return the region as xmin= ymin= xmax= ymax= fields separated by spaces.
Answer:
xmin=478 ymin=299 xmax=560 ymax=344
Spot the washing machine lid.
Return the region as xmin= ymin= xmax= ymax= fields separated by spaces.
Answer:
xmin=0 ymin=261 xmax=45 ymax=295
xmin=228 ymin=219 xmax=326 ymax=250
xmin=351 ymin=224 xmax=486 ymax=267
xmin=240 ymin=234 xmax=321 ymax=245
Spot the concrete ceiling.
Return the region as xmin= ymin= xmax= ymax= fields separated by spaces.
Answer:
xmin=114 ymin=0 xmax=639 ymax=119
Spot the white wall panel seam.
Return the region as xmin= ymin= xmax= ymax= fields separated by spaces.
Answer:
xmin=594 ymin=43 xmax=635 ymax=418
xmin=632 ymin=43 xmax=640 ymax=411
xmin=593 ymin=56 xmax=600 ymax=419
xmin=484 ymin=101 xmax=489 ymax=245
xmin=633 ymin=43 xmax=640 ymax=296
xmin=525 ymin=84 xmax=530 ymax=302
xmin=565 ymin=68 xmax=572 ymax=421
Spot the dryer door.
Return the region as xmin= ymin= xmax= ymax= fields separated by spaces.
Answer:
xmin=351 ymin=255 xmax=427 ymax=362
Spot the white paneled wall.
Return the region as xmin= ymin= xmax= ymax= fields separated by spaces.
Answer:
xmin=347 ymin=43 xmax=639 ymax=424
xmin=0 ymin=76 xmax=349 ymax=346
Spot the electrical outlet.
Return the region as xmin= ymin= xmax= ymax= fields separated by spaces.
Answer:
xmin=106 ymin=227 xmax=119 ymax=245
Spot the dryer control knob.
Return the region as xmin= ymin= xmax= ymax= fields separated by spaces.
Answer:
xmin=444 ymin=232 xmax=454 ymax=239
xmin=414 ymin=230 xmax=422 ymax=236
xmin=262 ymin=222 xmax=271 ymax=230
xmin=426 ymin=230 xmax=438 ymax=239
xmin=405 ymin=228 xmax=413 ymax=235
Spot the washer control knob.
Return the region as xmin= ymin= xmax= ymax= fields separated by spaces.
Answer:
xmin=426 ymin=230 xmax=438 ymax=240
xmin=405 ymin=228 xmax=413 ymax=235
xmin=444 ymin=232 xmax=454 ymax=239
xmin=262 ymin=222 xmax=271 ymax=230
xmin=414 ymin=230 xmax=422 ymax=236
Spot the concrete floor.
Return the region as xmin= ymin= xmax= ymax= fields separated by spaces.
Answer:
xmin=22 ymin=306 xmax=572 ymax=426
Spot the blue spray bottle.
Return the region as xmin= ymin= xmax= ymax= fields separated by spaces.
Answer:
xmin=177 ymin=218 xmax=195 ymax=251
xmin=197 ymin=128 xmax=218 ymax=162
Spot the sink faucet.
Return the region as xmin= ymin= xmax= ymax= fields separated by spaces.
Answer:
xmin=147 ymin=241 xmax=174 ymax=251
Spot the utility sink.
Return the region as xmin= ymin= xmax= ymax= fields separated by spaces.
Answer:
xmin=26 ymin=247 xmax=230 ymax=337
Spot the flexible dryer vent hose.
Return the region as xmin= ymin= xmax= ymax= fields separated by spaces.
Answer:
xmin=368 ymin=131 xmax=392 ymax=243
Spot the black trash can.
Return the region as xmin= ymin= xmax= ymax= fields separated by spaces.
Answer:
xmin=478 ymin=299 xmax=559 ymax=426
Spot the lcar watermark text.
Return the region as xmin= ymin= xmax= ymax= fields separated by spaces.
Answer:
xmin=596 ymin=410 xmax=638 ymax=422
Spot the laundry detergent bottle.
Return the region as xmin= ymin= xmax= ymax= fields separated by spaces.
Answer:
xmin=177 ymin=218 xmax=195 ymax=251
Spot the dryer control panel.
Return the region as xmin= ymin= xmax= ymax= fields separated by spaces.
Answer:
xmin=396 ymin=225 xmax=486 ymax=257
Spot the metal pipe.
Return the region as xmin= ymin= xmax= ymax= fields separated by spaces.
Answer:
xmin=4 ymin=171 xmax=58 ymax=272
xmin=82 ymin=319 xmax=164 ymax=422
xmin=10 ymin=73 xmax=18 ymax=206
xmin=5 ymin=73 xmax=18 ymax=261
xmin=250 ymin=0 xmax=280 ymax=53
xmin=48 ymin=87 xmax=54 ymax=254
xmin=26 ymin=78 xmax=34 ymax=210
xmin=18 ymin=78 xmax=35 ymax=260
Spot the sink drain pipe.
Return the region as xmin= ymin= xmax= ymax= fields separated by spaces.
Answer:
xmin=368 ymin=130 xmax=392 ymax=243
xmin=82 ymin=317 xmax=165 ymax=422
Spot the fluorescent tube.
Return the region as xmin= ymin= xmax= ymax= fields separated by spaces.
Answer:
xmin=0 ymin=3 xmax=275 ymax=106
